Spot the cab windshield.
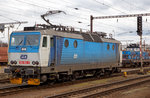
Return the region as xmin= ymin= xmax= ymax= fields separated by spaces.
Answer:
xmin=26 ymin=35 xmax=39 ymax=46
xmin=11 ymin=35 xmax=40 ymax=46
xmin=11 ymin=35 xmax=24 ymax=46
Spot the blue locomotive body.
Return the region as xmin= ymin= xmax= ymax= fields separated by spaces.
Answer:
xmin=51 ymin=37 xmax=119 ymax=66
xmin=5 ymin=28 xmax=121 ymax=85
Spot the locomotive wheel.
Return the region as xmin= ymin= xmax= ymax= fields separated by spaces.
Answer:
xmin=71 ymin=74 xmax=78 ymax=81
xmin=61 ymin=77 xmax=67 ymax=82
xmin=94 ymin=70 xmax=103 ymax=78
xmin=116 ymin=68 xmax=121 ymax=73
xmin=104 ymin=71 xmax=111 ymax=76
xmin=59 ymin=74 xmax=69 ymax=82
xmin=94 ymin=72 xmax=101 ymax=78
xmin=72 ymin=75 xmax=77 ymax=81
xmin=41 ymin=75 xmax=48 ymax=82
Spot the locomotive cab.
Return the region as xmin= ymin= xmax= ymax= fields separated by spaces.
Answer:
xmin=5 ymin=31 xmax=54 ymax=85
xmin=9 ymin=32 xmax=41 ymax=66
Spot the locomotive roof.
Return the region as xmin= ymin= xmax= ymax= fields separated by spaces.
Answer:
xmin=13 ymin=29 xmax=121 ymax=44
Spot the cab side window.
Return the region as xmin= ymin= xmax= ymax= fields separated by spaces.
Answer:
xmin=42 ymin=36 xmax=47 ymax=47
xmin=50 ymin=37 xmax=54 ymax=47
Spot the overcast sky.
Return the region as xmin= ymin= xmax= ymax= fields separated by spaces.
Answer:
xmin=0 ymin=0 xmax=150 ymax=44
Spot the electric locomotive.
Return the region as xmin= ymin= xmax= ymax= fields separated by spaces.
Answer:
xmin=5 ymin=25 xmax=121 ymax=85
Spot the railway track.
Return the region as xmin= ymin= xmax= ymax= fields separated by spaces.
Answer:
xmin=0 ymin=67 xmax=150 ymax=97
xmin=0 ymin=79 xmax=9 ymax=83
xmin=0 ymin=84 xmax=29 ymax=96
xmin=47 ymin=74 xmax=150 ymax=98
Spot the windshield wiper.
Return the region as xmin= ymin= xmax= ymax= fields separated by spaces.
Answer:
xmin=16 ymin=40 xmax=23 ymax=48
xmin=27 ymin=39 xmax=32 ymax=48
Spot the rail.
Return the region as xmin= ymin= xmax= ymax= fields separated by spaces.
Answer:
xmin=0 ymin=67 xmax=150 ymax=97
xmin=47 ymin=74 xmax=150 ymax=98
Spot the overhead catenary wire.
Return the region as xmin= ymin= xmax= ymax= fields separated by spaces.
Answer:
xmin=121 ymin=0 xmax=145 ymax=11
xmin=92 ymin=0 xmax=127 ymax=14
xmin=120 ymin=0 xmax=150 ymax=27
xmin=15 ymin=0 xmax=132 ymax=25
xmin=45 ymin=1 xmax=135 ymax=32
xmin=0 ymin=4 xmax=42 ymax=15
xmin=0 ymin=9 xmax=43 ymax=24
xmin=15 ymin=0 xmax=49 ymax=10
xmin=0 ymin=15 xmax=19 ymax=22
xmin=14 ymin=0 xmax=90 ymax=21
xmin=0 ymin=0 xmax=148 ymax=36
xmin=90 ymin=0 xmax=150 ymax=35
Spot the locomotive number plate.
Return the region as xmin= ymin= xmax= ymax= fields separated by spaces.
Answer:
xmin=19 ymin=61 xmax=30 ymax=64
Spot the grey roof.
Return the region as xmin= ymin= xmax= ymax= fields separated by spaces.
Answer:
xmin=13 ymin=29 xmax=121 ymax=44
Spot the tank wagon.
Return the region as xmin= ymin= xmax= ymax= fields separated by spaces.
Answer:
xmin=122 ymin=44 xmax=150 ymax=67
xmin=5 ymin=26 xmax=121 ymax=85
xmin=0 ymin=47 xmax=8 ymax=65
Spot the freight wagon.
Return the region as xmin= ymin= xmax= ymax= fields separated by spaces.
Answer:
xmin=0 ymin=47 xmax=8 ymax=65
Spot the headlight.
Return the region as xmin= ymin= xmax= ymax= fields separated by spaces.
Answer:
xmin=32 ymin=61 xmax=39 ymax=65
xmin=32 ymin=61 xmax=36 ymax=65
xmin=14 ymin=61 xmax=17 ymax=64
xmin=10 ymin=61 xmax=14 ymax=64
xmin=35 ymin=61 xmax=39 ymax=65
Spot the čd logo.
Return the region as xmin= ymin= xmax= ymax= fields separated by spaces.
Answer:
xmin=20 ymin=55 xmax=28 ymax=59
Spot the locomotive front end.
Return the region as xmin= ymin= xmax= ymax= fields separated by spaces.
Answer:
xmin=5 ymin=32 xmax=41 ymax=85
